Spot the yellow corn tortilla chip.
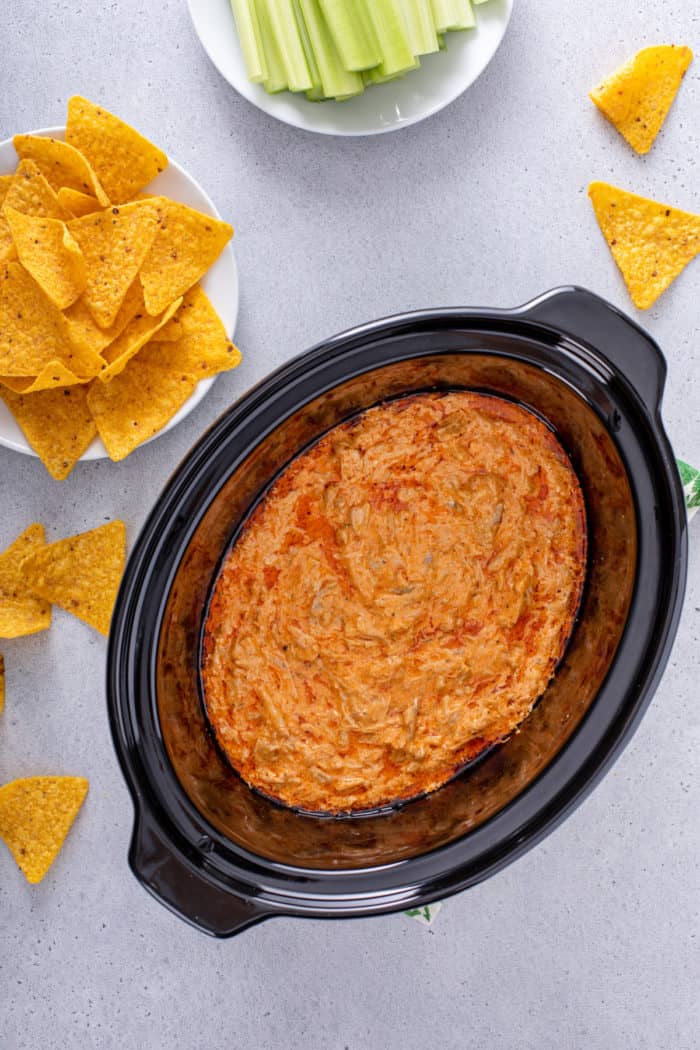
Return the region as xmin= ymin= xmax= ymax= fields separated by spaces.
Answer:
xmin=0 ymin=524 xmax=51 ymax=638
xmin=66 ymin=96 xmax=168 ymax=205
xmin=87 ymin=361 xmax=198 ymax=461
xmin=0 ymin=384 xmax=96 ymax=479
xmin=0 ymin=359 xmax=99 ymax=394
xmin=63 ymin=280 xmax=145 ymax=357
xmin=57 ymin=187 xmax=101 ymax=218
xmin=4 ymin=207 xmax=86 ymax=310
xmin=0 ymin=653 xmax=4 ymax=715
xmin=0 ymin=262 xmax=102 ymax=378
xmin=0 ymin=160 xmax=70 ymax=260
xmin=98 ymin=296 xmax=182 ymax=382
xmin=13 ymin=134 xmax=109 ymax=205
xmin=67 ymin=201 xmax=159 ymax=328
xmin=22 ymin=520 xmax=126 ymax=636
xmin=588 ymin=182 xmax=700 ymax=309
xmin=148 ymin=284 xmax=220 ymax=341
xmin=141 ymin=288 xmax=240 ymax=377
xmin=0 ymin=175 xmax=13 ymax=206
xmin=139 ymin=198 xmax=233 ymax=316
xmin=590 ymin=45 xmax=693 ymax=154
xmin=0 ymin=776 xmax=88 ymax=884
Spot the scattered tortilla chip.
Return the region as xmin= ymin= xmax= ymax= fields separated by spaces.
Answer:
xmin=590 ymin=45 xmax=693 ymax=154
xmin=4 ymin=207 xmax=86 ymax=310
xmin=0 ymin=262 xmax=101 ymax=378
xmin=66 ymin=96 xmax=168 ymax=205
xmin=139 ymin=198 xmax=233 ymax=315
xmin=0 ymin=524 xmax=51 ymax=638
xmin=67 ymin=201 xmax=159 ymax=328
xmin=99 ymin=296 xmax=182 ymax=382
xmin=0 ymin=776 xmax=88 ymax=883
xmin=88 ymin=361 xmax=198 ymax=461
xmin=57 ymin=187 xmax=101 ymax=218
xmin=140 ymin=288 xmax=240 ymax=377
xmin=13 ymin=134 xmax=109 ymax=205
xmin=0 ymin=384 xmax=96 ymax=479
xmin=588 ymin=181 xmax=700 ymax=309
xmin=22 ymin=521 xmax=126 ymax=635
xmin=0 ymin=654 xmax=4 ymax=714
xmin=63 ymin=280 xmax=145 ymax=356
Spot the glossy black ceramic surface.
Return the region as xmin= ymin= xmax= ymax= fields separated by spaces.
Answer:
xmin=107 ymin=287 xmax=687 ymax=937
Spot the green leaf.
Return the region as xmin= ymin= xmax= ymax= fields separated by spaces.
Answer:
xmin=677 ymin=459 xmax=700 ymax=510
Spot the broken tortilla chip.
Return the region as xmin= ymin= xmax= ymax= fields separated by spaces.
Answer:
xmin=88 ymin=361 xmax=198 ymax=461
xmin=56 ymin=186 xmax=101 ymax=218
xmin=0 ymin=776 xmax=88 ymax=884
xmin=98 ymin=296 xmax=182 ymax=382
xmin=66 ymin=96 xmax=168 ymax=204
xmin=590 ymin=45 xmax=693 ymax=154
xmin=139 ymin=198 xmax=233 ymax=316
xmin=588 ymin=181 xmax=700 ymax=309
xmin=0 ymin=384 xmax=96 ymax=479
xmin=4 ymin=207 xmax=86 ymax=310
xmin=0 ymin=262 xmax=101 ymax=378
xmin=67 ymin=201 xmax=159 ymax=328
xmin=0 ymin=524 xmax=51 ymax=638
xmin=22 ymin=520 xmax=127 ymax=636
xmin=13 ymin=134 xmax=109 ymax=205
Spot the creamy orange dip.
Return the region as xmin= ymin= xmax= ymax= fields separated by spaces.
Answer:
xmin=201 ymin=392 xmax=586 ymax=814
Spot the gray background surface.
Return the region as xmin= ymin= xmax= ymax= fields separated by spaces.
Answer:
xmin=1 ymin=1 xmax=699 ymax=1047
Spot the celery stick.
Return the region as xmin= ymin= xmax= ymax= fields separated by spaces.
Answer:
xmin=318 ymin=0 xmax=381 ymax=70
xmin=256 ymin=0 xmax=288 ymax=92
xmin=266 ymin=0 xmax=313 ymax=90
xmin=430 ymin=0 xmax=458 ymax=33
xmin=299 ymin=0 xmax=364 ymax=97
xmin=292 ymin=0 xmax=323 ymax=94
xmin=363 ymin=0 xmax=417 ymax=76
xmin=365 ymin=62 xmax=415 ymax=85
xmin=451 ymin=0 xmax=476 ymax=28
xmin=230 ymin=0 xmax=268 ymax=82
xmin=399 ymin=0 xmax=439 ymax=56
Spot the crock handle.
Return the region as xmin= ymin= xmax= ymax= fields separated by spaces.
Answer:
xmin=517 ymin=286 xmax=667 ymax=412
xmin=129 ymin=808 xmax=266 ymax=938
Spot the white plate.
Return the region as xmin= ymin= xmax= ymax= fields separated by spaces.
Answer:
xmin=0 ymin=127 xmax=239 ymax=462
xmin=188 ymin=0 xmax=513 ymax=137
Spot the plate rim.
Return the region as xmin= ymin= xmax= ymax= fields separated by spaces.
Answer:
xmin=0 ymin=125 xmax=239 ymax=463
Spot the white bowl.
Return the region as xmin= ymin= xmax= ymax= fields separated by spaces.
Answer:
xmin=187 ymin=0 xmax=513 ymax=137
xmin=0 ymin=127 xmax=239 ymax=463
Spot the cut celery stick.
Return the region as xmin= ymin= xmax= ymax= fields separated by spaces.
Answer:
xmin=451 ymin=0 xmax=476 ymax=28
xmin=318 ymin=0 xmax=381 ymax=70
xmin=365 ymin=62 xmax=415 ymax=85
xmin=363 ymin=0 xmax=417 ymax=76
xmin=399 ymin=0 xmax=439 ymax=55
xmin=430 ymin=0 xmax=458 ymax=33
xmin=230 ymin=0 xmax=268 ymax=82
xmin=256 ymin=0 xmax=288 ymax=92
xmin=266 ymin=0 xmax=313 ymax=90
xmin=299 ymin=0 xmax=364 ymax=97
xmin=292 ymin=0 xmax=323 ymax=94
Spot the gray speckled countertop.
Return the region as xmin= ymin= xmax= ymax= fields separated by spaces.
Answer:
xmin=1 ymin=1 xmax=699 ymax=1047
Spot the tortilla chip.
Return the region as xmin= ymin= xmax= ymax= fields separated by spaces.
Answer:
xmin=590 ymin=46 xmax=693 ymax=154
xmin=98 ymin=296 xmax=182 ymax=382
xmin=0 ymin=654 xmax=4 ymax=715
xmin=22 ymin=520 xmax=126 ymax=636
xmin=4 ymin=207 xmax=86 ymax=310
xmin=66 ymin=96 xmax=168 ymax=204
xmin=67 ymin=201 xmax=159 ymax=328
xmin=0 ymin=160 xmax=70 ymax=260
xmin=0 ymin=524 xmax=51 ymax=638
xmin=87 ymin=361 xmax=198 ymax=461
xmin=140 ymin=288 xmax=240 ymax=377
xmin=0 ymin=776 xmax=88 ymax=883
xmin=13 ymin=134 xmax=109 ymax=205
xmin=0 ymin=175 xmax=13 ymax=206
xmin=0 ymin=262 xmax=101 ymax=378
xmin=57 ymin=187 xmax=101 ymax=218
xmin=0 ymin=359 xmax=100 ymax=394
xmin=588 ymin=182 xmax=700 ymax=309
xmin=139 ymin=198 xmax=233 ymax=315
xmin=0 ymin=384 xmax=96 ymax=479
xmin=63 ymin=280 xmax=145 ymax=357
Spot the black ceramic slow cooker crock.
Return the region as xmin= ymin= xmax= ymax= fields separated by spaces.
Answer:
xmin=107 ymin=286 xmax=688 ymax=937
